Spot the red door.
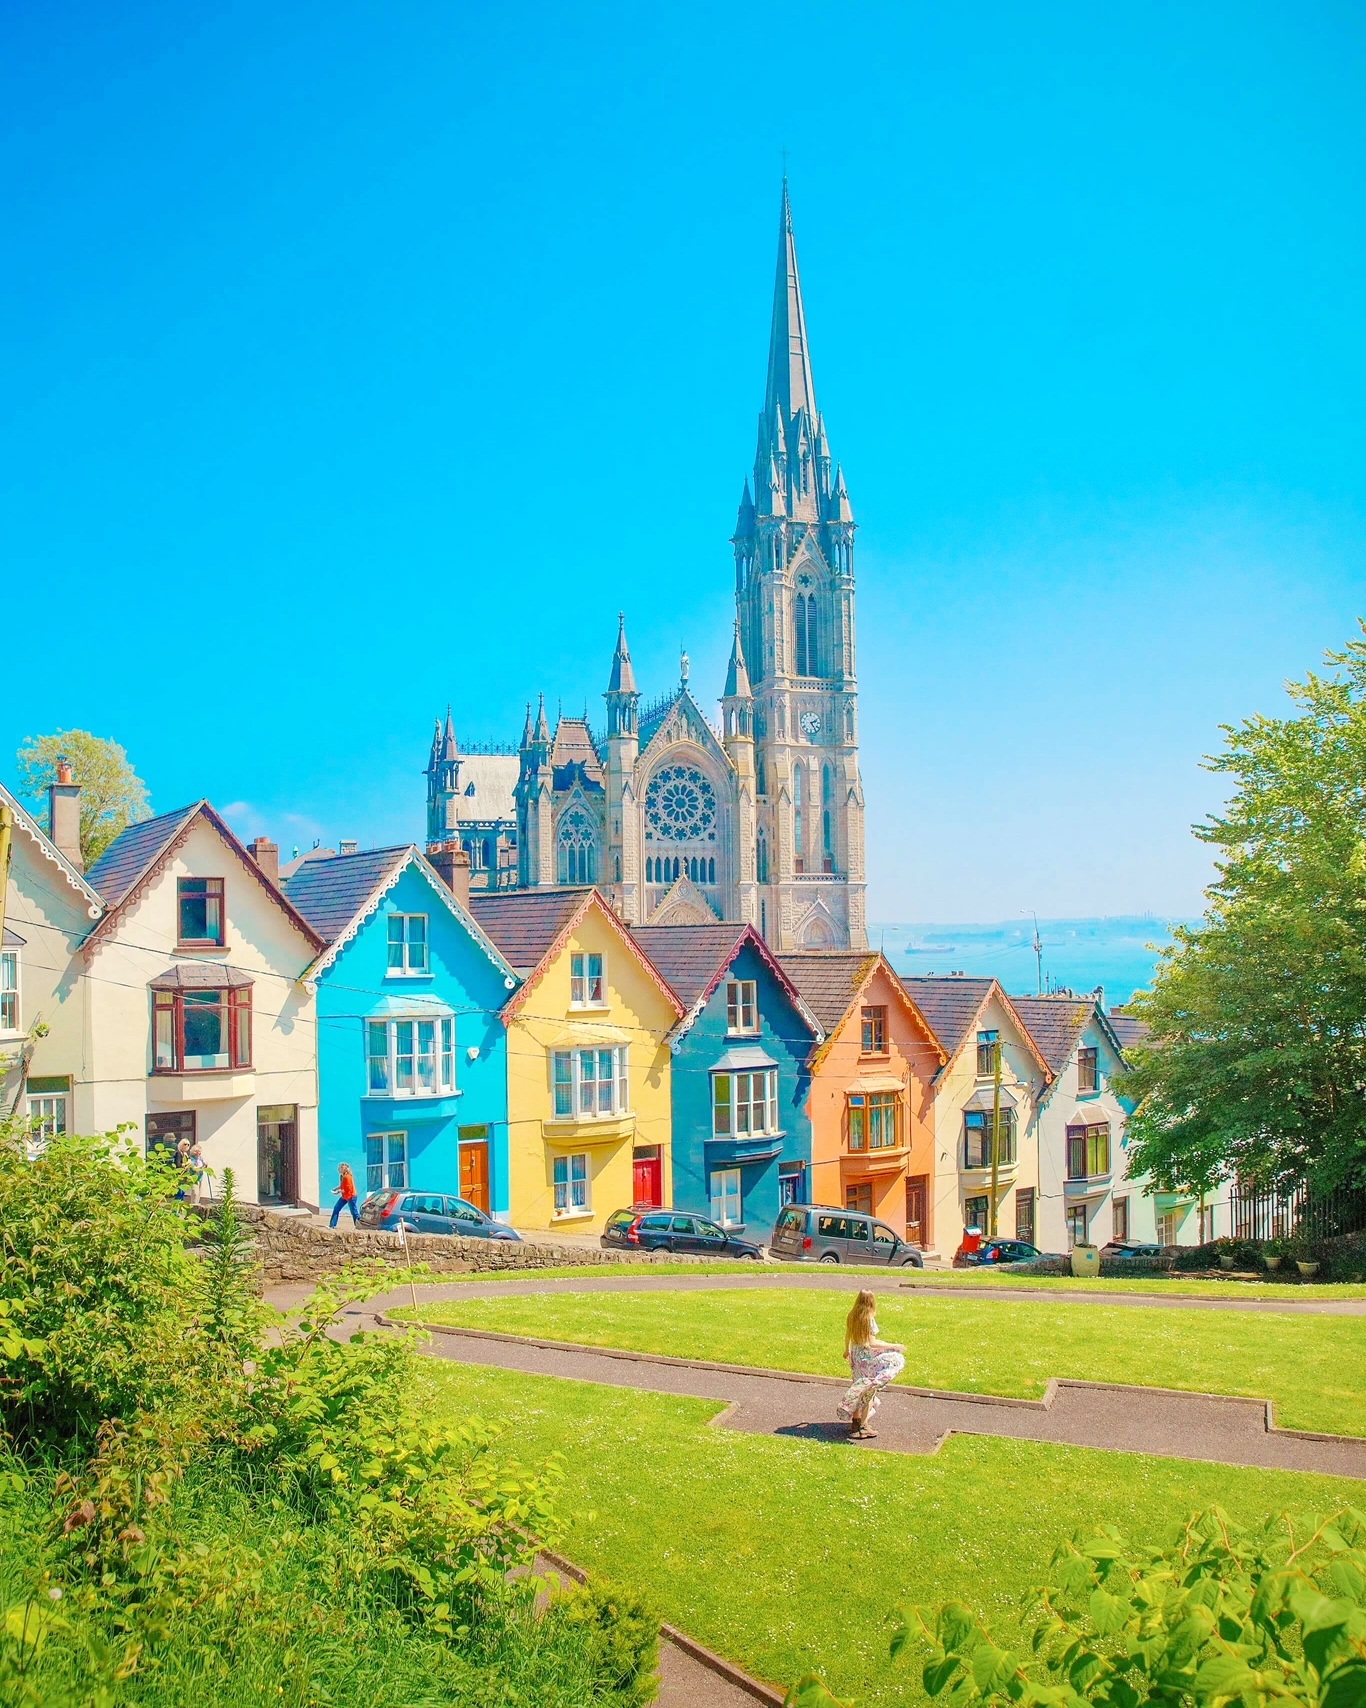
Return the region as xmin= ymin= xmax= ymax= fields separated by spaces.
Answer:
xmin=632 ymin=1147 xmax=662 ymax=1207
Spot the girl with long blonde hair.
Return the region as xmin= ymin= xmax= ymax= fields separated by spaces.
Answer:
xmin=837 ymin=1290 xmax=905 ymax=1440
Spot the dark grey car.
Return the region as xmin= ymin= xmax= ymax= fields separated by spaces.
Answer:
xmin=769 ymin=1204 xmax=924 ymax=1266
xmin=360 ymin=1189 xmax=521 ymax=1241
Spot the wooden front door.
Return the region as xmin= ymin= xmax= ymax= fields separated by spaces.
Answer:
xmin=256 ymin=1105 xmax=298 ymax=1205
xmin=632 ymin=1146 xmax=662 ymax=1207
xmin=905 ymin=1174 xmax=927 ymax=1246
xmin=459 ymin=1139 xmax=490 ymax=1212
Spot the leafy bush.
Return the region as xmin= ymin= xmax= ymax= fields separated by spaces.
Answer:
xmin=790 ymin=1507 xmax=1366 ymax=1707
xmin=0 ymin=1120 xmax=658 ymax=1705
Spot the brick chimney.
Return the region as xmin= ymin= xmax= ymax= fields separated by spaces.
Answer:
xmin=248 ymin=836 xmax=280 ymax=886
xmin=49 ymin=759 xmax=83 ymax=871
xmin=339 ymin=839 xmax=359 ymax=856
xmin=429 ymin=840 xmax=471 ymax=910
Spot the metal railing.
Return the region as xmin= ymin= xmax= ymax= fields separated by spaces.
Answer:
xmin=1230 ymin=1181 xmax=1366 ymax=1242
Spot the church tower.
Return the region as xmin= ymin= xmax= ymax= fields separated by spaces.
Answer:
xmin=732 ymin=181 xmax=867 ymax=949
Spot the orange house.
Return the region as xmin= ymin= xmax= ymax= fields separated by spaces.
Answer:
xmin=777 ymin=951 xmax=946 ymax=1248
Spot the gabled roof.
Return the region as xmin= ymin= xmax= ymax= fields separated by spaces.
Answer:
xmin=632 ymin=923 xmax=823 ymax=1048
xmin=777 ymin=950 xmax=945 ymax=1072
xmin=1109 ymin=1009 xmax=1153 ymax=1054
xmin=901 ymin=975 xmax=1053 ymax=1082
xmin=0 ymin=780 xmax=104 ymax=919
xmin=285 ymin=844 xmax=518 ymax=987
xmin=1008 ymin=995 xmax=1096 ymax=1077
xmin=81 ymin=801 xmax=326 ymax=960
xmin=471 ymin=888 xmax=683 ymax=1024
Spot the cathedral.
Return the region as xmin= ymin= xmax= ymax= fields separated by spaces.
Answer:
xmin=425 ymin=182 xmax=867 ymax=951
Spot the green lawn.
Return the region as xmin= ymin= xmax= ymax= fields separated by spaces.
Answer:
xmin=417 ymin=1261 xmax=1366 ymax=1300
xmin=398 ymin=1286 xmax=1366 ymax=1437
xmin=421 ymin=1359 xmax=1365 ymax=1708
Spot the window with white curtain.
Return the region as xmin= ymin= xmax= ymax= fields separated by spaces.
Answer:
xmin=366 ymin=1015 xmax=455 ymax=1096
xmin=551 ymin=1046 xmax=630 ymax=1118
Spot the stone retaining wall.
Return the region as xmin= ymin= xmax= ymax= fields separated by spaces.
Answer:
xmin=208 ymin=1203 xmax=710 ymax=1287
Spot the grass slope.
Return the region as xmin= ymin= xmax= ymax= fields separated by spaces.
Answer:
xmin=423 ymin=1361 xmax=1365 ymax=1708
xmin=401 ymin=1287 xmax=1366 ymax=1436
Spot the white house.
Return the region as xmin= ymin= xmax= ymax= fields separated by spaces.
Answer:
xmin=0 ymin=772 xmax=105 ymax=1139
xmin=82 ymin=801 xmax=324 ymax=1206
xmin=1013 ymin=994 xmax=1158 ymax=1251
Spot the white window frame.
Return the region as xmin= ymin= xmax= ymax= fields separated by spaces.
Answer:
xmin=570 ymin=951 xmax=606 ymax=1007
xmin=0 ymin=948 xmax=18 ymax=1034
xmin=550 ymin=1046 xmax=630 ymax=1120
xmin=553 ymin=1152 xmax=590 ymax=1215
xmin=725 ymin=979 xmax=758 ymax=1035
xmin=711 ymin=1068 xmax=778 ymax=1137
xmin=28 ymin=1092 xmax=66 ymax=1141
xmin=365 ymin=1131 xmax=409 ymax=1194
xmin=387 ymin=913 xmax=429 ymax=975
xmin=365 ymin=1015 xmax=455 ymax=1097
xmin=710 ymin=1167 xmax=743 ymax=1228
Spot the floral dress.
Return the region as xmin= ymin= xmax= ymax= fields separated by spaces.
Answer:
xmin=836 ymin=1321 xmax=906 ymax=1424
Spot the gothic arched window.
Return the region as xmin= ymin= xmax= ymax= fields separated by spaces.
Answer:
xmin=557 ymin=808 xmax=597 ymax=886
xmin=822 ymin=764 xmax=834 ymax=873
xmin=793 ymin=764 xmax=806 ymax=872
xmin=794 ymin=594 xmax=818 ymax=677
xmin=757 ymin=833 xmax=769 ymax=884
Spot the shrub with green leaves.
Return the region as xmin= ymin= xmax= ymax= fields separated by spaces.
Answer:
xmin=791 ymin=1506 xmax=1366 ymax=1707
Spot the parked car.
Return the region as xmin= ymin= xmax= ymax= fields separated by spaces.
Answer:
xmin=769 ymin=1205 xmax=925 ymax=1267
xmin=1100 ymin=1239 xmax=1163 ymax=1260
xmin=952 ymin=1237 xmax=1043 ymax=1268
xmin=360 ymin=1190 xmax=521 ymax=1241
xmin=600 ymin=1208 xmax=764 ymax=1258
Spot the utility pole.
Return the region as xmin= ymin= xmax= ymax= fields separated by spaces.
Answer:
xmin=989 ymin=1036 xmax=1003 ymax=1236
xmin=1030 ymin=912 xmax=1043 ymax=996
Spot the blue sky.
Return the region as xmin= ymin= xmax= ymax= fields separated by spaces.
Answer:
xmin=3 ymin=0 xmax=1363 ymax=920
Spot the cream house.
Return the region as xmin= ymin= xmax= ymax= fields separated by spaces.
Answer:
xmin=83 ymin=802 xmax=324 ymax=1206
xmin=1013 ymin=994 xmax=1157 ymax=1251
xmin=0 ymin=774 xmax=105 ymax=1139
xmin=903 ymin=976 xmax=1053 ymax=1255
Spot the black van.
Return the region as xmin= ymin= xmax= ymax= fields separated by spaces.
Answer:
xmin=769 ymin=1204 xmax=924 ymax=1266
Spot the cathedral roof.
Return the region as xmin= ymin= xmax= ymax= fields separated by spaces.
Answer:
xmin=458 ymin=754 xmax=518 ymax=823
xmin=551 ymin=718 xmax=604 ymax=790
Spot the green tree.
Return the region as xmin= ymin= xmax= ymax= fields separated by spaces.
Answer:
xmin=1118 ymin=626 xmax=1366 ymax=1198
xmin=15 ymin=728 xmax=150 ymax=864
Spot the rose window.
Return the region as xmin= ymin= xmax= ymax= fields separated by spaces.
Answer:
xmin=645 ymin=765 xmax=717 ymax=842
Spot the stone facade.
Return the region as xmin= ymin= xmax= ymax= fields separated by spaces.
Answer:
xmin=423 ymin=182 xmax=867 ymax=952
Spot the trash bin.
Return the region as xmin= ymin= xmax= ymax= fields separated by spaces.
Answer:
xmin=1071 ymin=1243 xmax=1100 ymax=1278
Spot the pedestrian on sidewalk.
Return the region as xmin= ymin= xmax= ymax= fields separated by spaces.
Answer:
xmin=330 ymin=1160 xmax=360 ymax=1227
xmin=837 ymin=1289 xmax=905 ymax=1441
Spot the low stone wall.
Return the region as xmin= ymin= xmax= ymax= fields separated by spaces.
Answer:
xmin=206 ymin=1203 xmax=710 ymax=1287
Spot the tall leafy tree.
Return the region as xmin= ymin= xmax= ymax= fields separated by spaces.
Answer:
xmin=1120 ymin=626 xmax=1366 ymax=1197
xmin=15 ymin=728 xmax=150 ymax=864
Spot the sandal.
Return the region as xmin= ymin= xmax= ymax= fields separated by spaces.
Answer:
xmin=852 ymin=1425 xmax=878 ymax=1440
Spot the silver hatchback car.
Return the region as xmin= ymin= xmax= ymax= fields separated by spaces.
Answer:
xmin=770 ymin=1204 xmax=925 ymax=1267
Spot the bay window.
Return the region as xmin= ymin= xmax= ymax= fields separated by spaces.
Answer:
xmin=848 ymin=1090 xmax=899 ymax=1150
xmin=712 ymin=1068 xmax=778 ymax=1137
xmin=152 ymin=981 xmax=251 ymax=1072
xmin=366 ymin=1015 xmax=456 ymax=1096
xmin=550 ymin=1046 xmax=630 ymax=1119
xmin=964 ymin=1106 xmax=1015 ymax=1168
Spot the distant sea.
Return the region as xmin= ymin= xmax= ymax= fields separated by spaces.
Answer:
xmin=869 ymin=916 xmax=1195 ymax=1007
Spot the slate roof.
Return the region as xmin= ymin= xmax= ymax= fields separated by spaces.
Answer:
xmin=282 ymin=846 xmax=411 ymax=944
xmin=1010 ymin=995 xmax=1095 ymax=1076
xmin=775 ymin=951 xmax=880 ymax=1031
xmin=85 ymin=805 xmax=199 ymax=906
xmin=1109 ymin=1010 xmax=1152 ymax=1052
xmin=631 ymin=923 xmax=750 ymax=1009
xmin=469 ymin=889 xmax=594 ymax=975
xmin=458 ymin=754 xmax=518 ymax=823
xmin=896 ymin=975 xmax=995 ymax=1061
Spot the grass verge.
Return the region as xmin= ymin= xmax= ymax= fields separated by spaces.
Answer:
xmin=397 ymin=1286 xmax=1366 ymax=1436
xmin=420 ymin=1359 xmax=1365 ymax=1708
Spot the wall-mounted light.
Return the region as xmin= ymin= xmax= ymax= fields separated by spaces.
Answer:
xmin=466 ymin=1045 xmax=480 ymax=1062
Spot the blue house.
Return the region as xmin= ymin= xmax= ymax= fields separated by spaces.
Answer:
xmin=284 ymin=847 xmax=519 ymax=1215
xmin=632 ymin=923 xmax=823 ymax=1237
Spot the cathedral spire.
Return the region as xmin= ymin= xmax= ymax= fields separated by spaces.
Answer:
xmin=533 ymin=693 xmax=551 ymax=746
xmin=607 ymin=612 xmax=636 ymax=694
xmin=441 ymin=706 xmax=458 ymax=762
xmin=764 ymin=178 xmax=817 ymax=428
xmin=723 ymin=619 xmax=752 ymax=700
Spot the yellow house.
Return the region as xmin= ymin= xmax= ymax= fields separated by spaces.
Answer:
xmin=470 ymin=888 xmax=682 ymax=1233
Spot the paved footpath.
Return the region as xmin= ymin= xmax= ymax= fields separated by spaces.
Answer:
xmin=268 ymin=1272 xmax=1366 ymax=1707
